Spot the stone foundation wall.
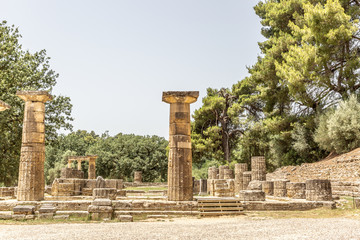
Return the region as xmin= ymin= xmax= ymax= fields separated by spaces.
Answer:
xmin=61 ymin=168 xmax=84 ymax=179
xmin=267 ymin=148 xmax=360 ymax=197
xmin=51 ymin=178 xmax=123 ymax=196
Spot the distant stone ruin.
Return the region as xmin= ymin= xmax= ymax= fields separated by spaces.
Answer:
xmin=67 ymin=155 xmax=98 ymax=179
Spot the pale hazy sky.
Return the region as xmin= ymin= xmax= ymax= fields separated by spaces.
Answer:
xmin=1 ymin=1 xmax=264 ymax=139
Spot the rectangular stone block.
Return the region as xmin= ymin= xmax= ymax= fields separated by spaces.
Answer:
xmin=13 ymin=205 xmax=35 ymax=215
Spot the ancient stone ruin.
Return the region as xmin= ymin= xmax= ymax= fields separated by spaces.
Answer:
xmin=162 ymin=91 xmax=199 ymax=201
xmin=67 ymin=155 xmax=98 ymax=179
xmin=134 ymin=171 xmax=142 ymax=184
xmin=16 ymin=91 xmax=52 ymax=201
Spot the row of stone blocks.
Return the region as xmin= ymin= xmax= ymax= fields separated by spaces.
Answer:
xmin=0 ymin=187 xmax=17 ymax=198
xmin=51 ymin=178 xmax=123 ymax=197
xmin=258 ymin=179 xmax=332 ymax=201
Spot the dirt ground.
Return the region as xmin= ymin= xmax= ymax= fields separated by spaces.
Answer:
xmin=0 ymin=216 xmax=359 ymax=240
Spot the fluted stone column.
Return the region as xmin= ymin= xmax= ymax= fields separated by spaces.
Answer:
xmin=17 ymin=91 xmax=52 ymax=201
xmin=0 ymin=100 xmax=10 ymax=111
xmin=162 ymin=91 xmax=199 ymax=201
xmin=88 ymin=156 xmax=97 ymax=179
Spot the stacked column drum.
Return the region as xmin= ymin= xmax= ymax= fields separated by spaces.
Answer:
xmin=235 ymin=163 xmax=248 ymax=194
xmin=251 ymin=156 xmax=266 ymax=181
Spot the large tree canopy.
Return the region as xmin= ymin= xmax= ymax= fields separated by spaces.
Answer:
xmin=0 ymin=21 xmax=73 ymax=186
xmin=192 ymin=0 xmax=360 ymax=171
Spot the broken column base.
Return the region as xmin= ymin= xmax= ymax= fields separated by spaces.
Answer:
xmin=239 ymin=190 xmax=265 ymax=201
xmin=214 ymin=179 xmax=235 ymax=197
xmin=88 ymin=198 xmax=113 ymax=220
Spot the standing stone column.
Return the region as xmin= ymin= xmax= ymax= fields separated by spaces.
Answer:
xmin=67 ymin=160 xmax=72 ymax=168
xmin=17 ymin=91 xmax=52 ymax=201
xmin=88 ymin=156 xmax=97 ymax=179
xmin=162 ymin=91 xmax=199 ymax=201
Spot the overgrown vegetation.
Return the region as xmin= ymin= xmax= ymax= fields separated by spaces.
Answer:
xmin=192 ymin=0 xmax=360 ymax=174
xmin=45 ymin=130 xmax=168 ymax=184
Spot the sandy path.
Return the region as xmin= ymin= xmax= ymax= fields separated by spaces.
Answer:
xmin=0 ymin=217 xmax=359 ymax=240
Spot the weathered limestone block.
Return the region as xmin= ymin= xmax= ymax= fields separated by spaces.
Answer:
xmin=13 ymin=205 xmax=35 ymax=215
xmin=96 ymin=176 xmax=105 ymax=188
xmin=134 ymin=171 xmax=142 ymax=183
xmin=105 ymin=179 xmax=123 ymax=189
xmin=117 ymin=190 xmax=126 ymax=197
xmin=219 ymin=165 xmax=229 ymax=179
xmin=247 ymin=180 xmax=263 ymax=190
xmin=60 ymin=168 xmax=84 ymax=179
xmin=39 ymin=204 xmax=57 ymax=214
xmin=0 ymin=100 xmax=10 ymax=111
xmin=214 ymin=179 xmax=235 ymax=197
xmin=0 ymin=187 xmax=16 ymax=198
xmin=117 ymin=215 xmax=133 ymax=222
xmin=274 ymin=180 xmax=290 ymax=197
xmin=93 ymin=188 xmax=117 ymax=200
xmin=239 ymin=190 xmax=265 ymax=201
xmin=88 ymin=199 xmax=113 ymax=220
xmin=306 ymin=179 xmax=332 ymax=201
xmin=17 ymin=91 xmax=52 ymax=201
xmin=286 ymin=182 xmax=306 ymax=199
xmin=242 ymin=171 xmax=252 ymax=190
xmin=224 ymin=169 xmax=234 ymax=179
xmin=262 ymin=181 xmax=274 ymax=196
xmin=163 ymin=91 xmax=199 ymax=201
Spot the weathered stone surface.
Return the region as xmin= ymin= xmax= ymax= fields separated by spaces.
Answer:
xmin=242 ymin=171 xmax=252 ymax=190
xmin=274 ymin=180 xmax=290 ymax=197
xmin=38 ymin=213 xmax=54 ymax=219
xmin=118 ymin=215 xmax=133 ymax=222
xmin=214 ymin=179 xmax=235 ymax=197
xmin=239 ymin=190 xmax=265 ymax=201
xmin=61 ymin=168 xmax=84 ymax=179
xmin=251 ymin=156 xmax=266 ymax=181
xmin=53 ymin=215 xmax=69 ymax=220
xmin=0 ymin=100 xmax=10 ymax=111
xmin=224 ymin=169 xmax=234 ymax=179
xmin=306 ymin=179 xmax=332 ymax=201
xmin=96 ymin=176 xmax=106 ymax=188
xmin=0 ymin=187 xmax=16 ymax=198
xmin=247 ymin=181 xmax=263 ymax=190
xmin=163 ymin=91 xmax=199 ymax=201
xmin=134 ymin=171 xmax=142 ymax=183
xmin=117 ymin=190 xmax=126 ymax=197
xmin=286 ymin=182 xmax=306 ymax=199
xmin=39 ymin=204 xmax=57 ymax=213
xmin=17 ymin=91 xmax=52 ymax=201
xmin=93 ymin=198 xmax=112 ymax=206
xmin=235 ymin=163 xmax=247 ymax=193
xmin=12 ymin=214 xmax=25 ymax=220
xmin=13 ymin=205 xmax=35 ymax=215
xmin=93 ymin=188 xmax=117 ymax=200
xmin=262 ymin=181 xmax=274 ymax=196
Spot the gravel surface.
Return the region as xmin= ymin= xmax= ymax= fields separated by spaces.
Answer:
xmin=0 ymin=217 xmax=359 ymax=240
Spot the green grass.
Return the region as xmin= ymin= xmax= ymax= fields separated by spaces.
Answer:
xmin=124 ymin=186 xmax=167 ymax=191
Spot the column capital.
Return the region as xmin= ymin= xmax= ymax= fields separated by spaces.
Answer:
xmin=17 ymin=91 xmax=53 ymax=102
xmin=162 ymin=91 xmax=199 ymax=104
xmin=0 ymin=100 xmax=10 ymax=111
